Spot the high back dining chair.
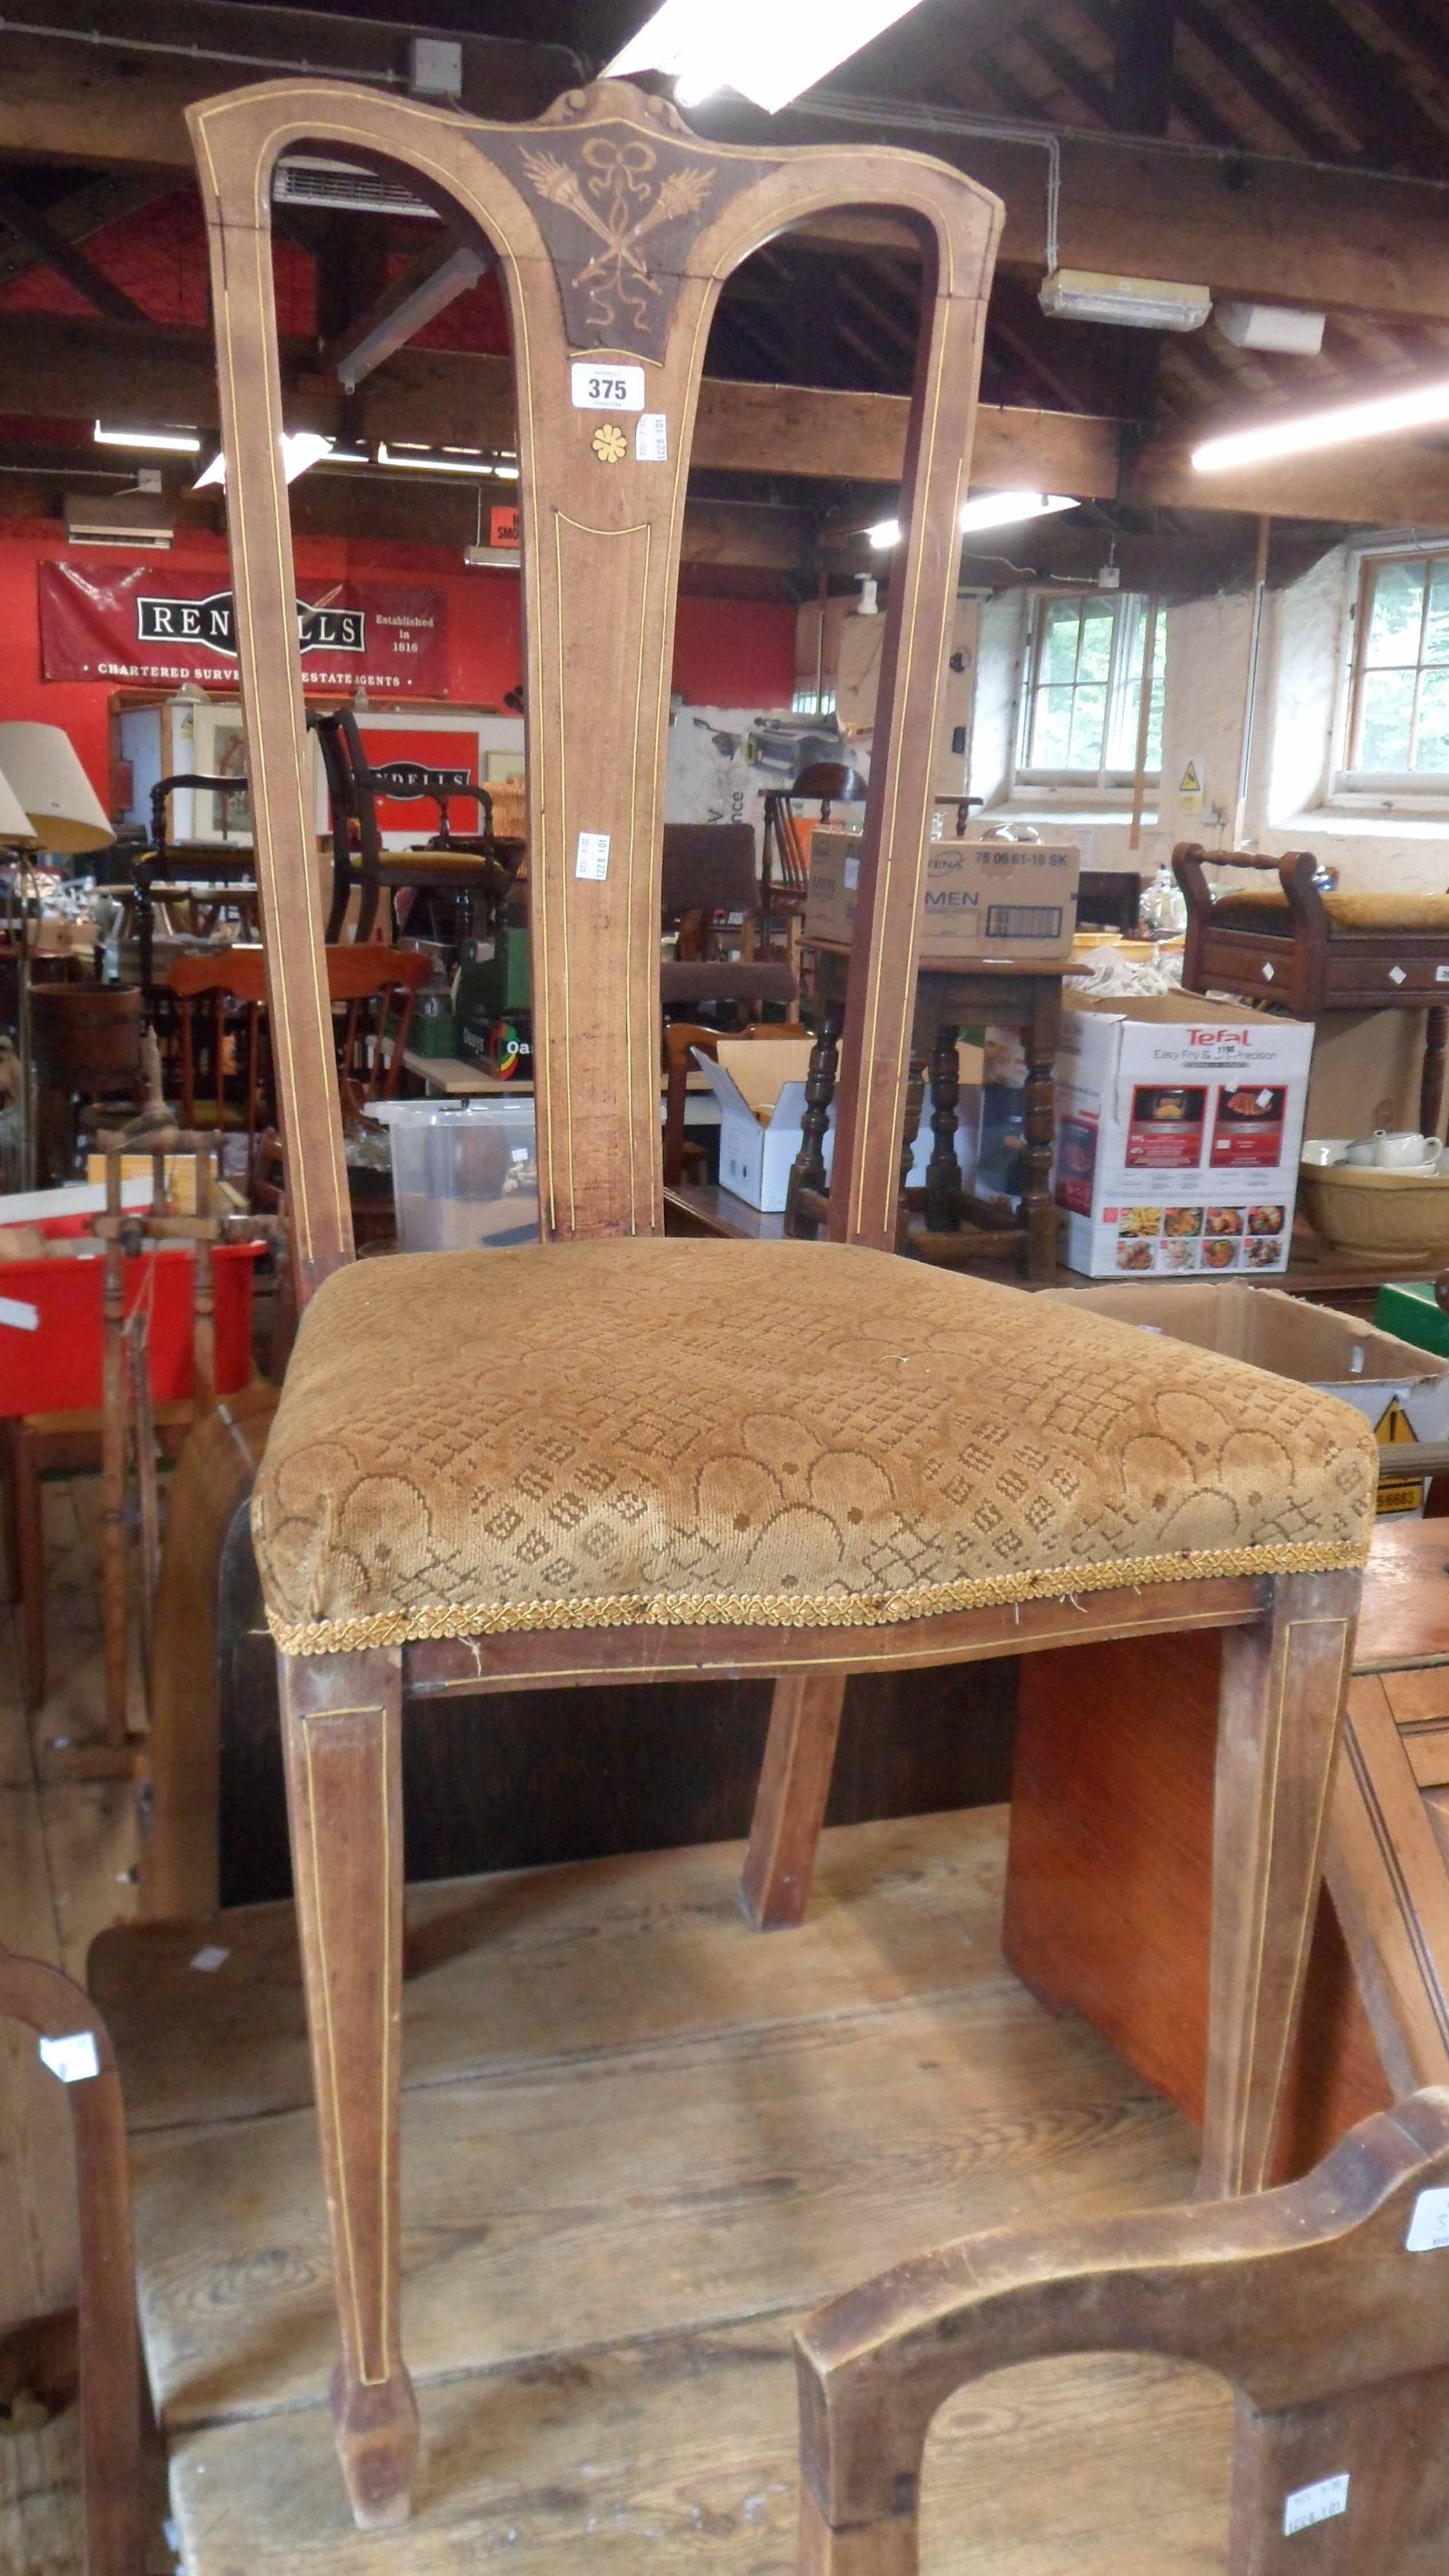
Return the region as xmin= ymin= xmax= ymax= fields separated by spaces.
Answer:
xmin=662 ymin=1017 xmax=811 ymax=1187
xmin=165 ymin=944 xmax=427 ymax=1138
xmin=311 ymin=706 xmax=524 ymax=946
xmin=192 ymin=73 xmax=1375 ymax=2530
xmin=795 ymin=2089 xmax=1449 ymax=2576
xmin=760 ymin=760 xmax=868 ymax=968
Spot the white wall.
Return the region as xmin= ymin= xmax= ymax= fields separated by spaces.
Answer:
xmin=969 ymin=537 xmax=1449 ymax=894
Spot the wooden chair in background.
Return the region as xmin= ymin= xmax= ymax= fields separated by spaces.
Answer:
xmin=662 ymin=820 xmax=760 ymax=962
xmin=795 ymin=2087 xmax=1449 ymax=2576
xmin=311 ymin=707 xmax=524 ymax=947
xmin=193 ymin=71 xmax=1375 ymax=2533
xmin=759 ymin=762 xmax=867 ymax=975
xmin=0 ymin=1944 xmax=143 ymax=2576
xmin=165 ymin=944 xmax=427 ymax=1139
xmin=29 ymin=985 xmax=146 ymax=1184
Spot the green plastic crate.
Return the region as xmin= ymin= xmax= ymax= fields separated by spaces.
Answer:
xmin=1373 ymin=1279 xmax=1449 ymax=1357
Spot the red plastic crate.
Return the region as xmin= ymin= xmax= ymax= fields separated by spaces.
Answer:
xmin=0 ymin=1230 xmax=260 ymax=1419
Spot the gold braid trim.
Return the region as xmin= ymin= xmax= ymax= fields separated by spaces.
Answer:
xmin=266 ymin=1534 xmax=1369 ymax=1657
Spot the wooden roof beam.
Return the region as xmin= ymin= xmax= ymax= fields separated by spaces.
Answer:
xmin=0 ymin=175 xmax=145 ymax=322
xmin=1230 ymin=0 xmax=1449 ymax=181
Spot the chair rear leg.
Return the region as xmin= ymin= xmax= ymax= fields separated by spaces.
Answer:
xmin=741 ymin=1673 xmax=846 ymax=1929
xmin=1201 ymin=1570 xmax=1359 ymax=2196
xmin=279 ymin=1643 xmax=418 ymax=2528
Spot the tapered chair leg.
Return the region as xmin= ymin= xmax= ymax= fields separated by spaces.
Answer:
xmin=1200 ymin=1568 xmax=1359 ymax=2197
xmin=742 ymin=1673 xmax=848 ymax=1929
xmin=279 ymin=1645 xmax=418 ymax=2528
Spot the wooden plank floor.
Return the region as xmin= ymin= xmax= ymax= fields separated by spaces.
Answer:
xmin=93 ymin=1807 xmax=1238 ymax=2574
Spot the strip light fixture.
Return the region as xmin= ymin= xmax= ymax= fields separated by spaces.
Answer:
xmin=193 ymin=431 xmax=341 ymax=490
xmin=375 ymin=441 xmax=501 ymax=475
xmin=94 ymin=421 xmax=200 ymax=455
xmin=1193 ymin=378 xmax=1449 ymax=476
xmin=608 ymin=0 xmax=929 ymax=114
xmin=869 ymin=491 xmax=1077 ymax=548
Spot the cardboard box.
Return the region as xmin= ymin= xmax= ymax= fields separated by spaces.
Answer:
xmin=693 ymin=1037 xmax=981 ymax=1214
xmin=1043 ymin=1279 xmax=1449 ymax=1518
xmin=1053 ymin=990 xmax=1313 ymax=1278
xmin=805 ymin=829 xmax=1079 ymax=964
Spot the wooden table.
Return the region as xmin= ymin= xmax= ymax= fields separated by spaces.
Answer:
xmin=404 ymin=1049 xmax=720 ymax=1125
xmin=790 ymin=941 xmax=1070 ymax=1278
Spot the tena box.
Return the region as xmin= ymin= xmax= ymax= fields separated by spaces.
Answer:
xmin=692 ymin=1038 xmax=982 ymax=1214
xmin=1043 ymin=1280 xmax=1449 ymax=1518
xmin=1053 ymin=990 xmax=1313 ymax=1278
xmin=805 ymin=828 xmax=1079 ymax=964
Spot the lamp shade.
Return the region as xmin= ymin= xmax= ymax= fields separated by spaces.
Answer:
xmin=0 ymin=758 xmax=38 ymax=845
xmin=0 ymin=722 xmax=111 ymax=853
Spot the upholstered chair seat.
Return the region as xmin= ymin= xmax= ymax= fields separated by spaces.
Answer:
xmin=1206 ymin=887 xmax=1449 ymax=937
xmin=254 ymin=1240 xmax=1377 ymax=1657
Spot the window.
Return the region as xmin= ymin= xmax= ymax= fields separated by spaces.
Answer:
xmin=1017 ymin=591 xmax=1165 ymax=789
xmin=1344 ymin=551 xmax=1449 ymax=785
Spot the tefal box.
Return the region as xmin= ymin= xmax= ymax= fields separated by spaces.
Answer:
xmin=1053 ymin=990 xmax=1313 ymax=1277
xmin=805 ymin=829 xmax=1079 ymax=963
xmin=692 ymin=1038 xmax=981 ymax=1214
xmin=1043 ymin=1279 xmax=1449 ymax=1518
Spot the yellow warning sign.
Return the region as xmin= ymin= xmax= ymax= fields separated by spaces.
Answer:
xmin=1374 ymin=1392 xmax=1423 ymax=1516
xmin=1178 ymin=759 xmax=1204 ymax=808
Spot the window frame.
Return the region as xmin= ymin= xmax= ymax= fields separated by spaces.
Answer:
xmin=1012 ymin=587 xmax=1165 ymax=797
xmin=1335 ymin=540 xmax=1449 ymax=809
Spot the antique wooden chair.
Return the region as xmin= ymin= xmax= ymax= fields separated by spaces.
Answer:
xmin=760 ymin=761 xmax=867 ymax=969
xmin=1175 ymin=844 xmax=1449 ymax=1140
xmin=312 ymin=706 xmax=524 ymax=946
xmin=165 ymin=943 xmax=427 ymax=1137
xmin=192 ymin=73 xmax=1375 ymax=2529
xmin=0 ymin=1942 xmax=144 ymax=2576
xmin=795 ymin=2088 xmax=1449 ymax=2576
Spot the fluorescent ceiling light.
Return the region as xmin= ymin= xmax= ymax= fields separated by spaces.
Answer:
xmin=375 ymin=441 xmax=497 ymax=475
xmin=868 ymin=492 xmax=1075 ymax=549
xmin=192 ymin=431 xmax=338 ymax=492
xmin=94 ymin=421 xmax=200 ymax=455
xmin=608 ymin=0 xmax=929 ymax=116
xmin=959 ymin=489 xmax=1075 ymax=534
xmin=1039 ymin=270 xmax=1211 ymax=332
xmin=1193 ymin=377 xmax=1449 ymax=476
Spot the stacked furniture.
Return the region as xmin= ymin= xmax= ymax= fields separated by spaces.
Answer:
xmin=189 ymin=69 xmax=1375 ymax=2536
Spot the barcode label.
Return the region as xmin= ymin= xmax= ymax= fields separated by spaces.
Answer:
xmin=985 ymin=903 xmax=1063 ymax=942
xmin=576 ymin=832 xmax=610 ymax=880
xmin=1284 ymin=2474 xmax=1348 ymax=2535
xmin=1407 ymin=2186 xmax=1449 ymax=2249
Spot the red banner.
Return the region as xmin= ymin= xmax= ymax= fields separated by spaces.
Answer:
xmin=38 ymin=558 xmax=448 ymax=694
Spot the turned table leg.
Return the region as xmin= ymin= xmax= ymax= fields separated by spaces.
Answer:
xmin=787 ymin=1001 xmax=844 ymax=1239
xmin=896 ymin=1050 xmax=926 ymax=1251
xmin=1422 ymin=1004 xmax=1448 ymax=1141
xmin=924 ymin=1022 xmax=962 ymax=1233
xmin=1020 ymin=978 xmax=1062 ymax=1281
xmin=279 ymin=1645 xmax=418 ymax=2528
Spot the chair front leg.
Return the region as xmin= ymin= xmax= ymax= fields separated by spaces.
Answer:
xmin=279 ymin=1644 xmax=417 ymax=2528
xmin=1201 ymin=1570 xmax=1359 ymax=2196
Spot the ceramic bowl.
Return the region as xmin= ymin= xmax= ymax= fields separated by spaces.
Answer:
xmin=1297 ymin=1159 xmax=1449 ymax=1261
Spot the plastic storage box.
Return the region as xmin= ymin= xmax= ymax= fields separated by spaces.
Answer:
xmin=0 ymin=1223 xmax=259 ymax=1418
xmin=373 ymin=1099 xmax=539 ymax=1251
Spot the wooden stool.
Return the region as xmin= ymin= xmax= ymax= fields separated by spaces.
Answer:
xmin=1175 ymin=844 xmax=1449 ymax=1140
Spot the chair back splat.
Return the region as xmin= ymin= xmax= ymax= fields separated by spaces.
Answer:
xmin=189 ymin=76 xmax=1003 ymax=1301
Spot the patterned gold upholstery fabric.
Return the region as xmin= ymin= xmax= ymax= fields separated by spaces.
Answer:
xmin=1209 ymin=888 xmax=1449 ymax=938
xmin=253 ymin=1241 xmax=1376 ymax=1655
